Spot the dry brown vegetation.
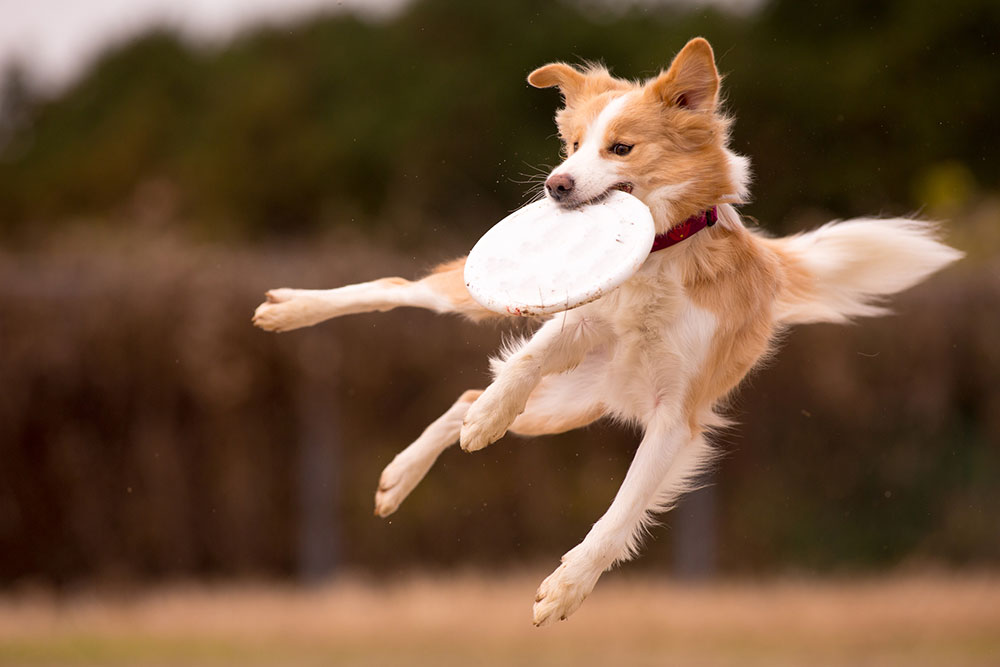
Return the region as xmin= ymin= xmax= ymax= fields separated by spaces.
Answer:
xmin=1 ymin=226 xmax=998 ymax=584
xmin=1 ymin=572 xmax=998 ymax=666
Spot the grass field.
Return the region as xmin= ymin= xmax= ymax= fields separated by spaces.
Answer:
xmin=1 ymin=572 xmax=998 ymax=666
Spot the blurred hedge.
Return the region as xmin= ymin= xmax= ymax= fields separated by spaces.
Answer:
xmin=0 ymin=231 xmax=996 ymax=585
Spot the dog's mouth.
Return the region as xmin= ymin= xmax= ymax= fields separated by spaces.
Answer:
xmin=597 ymin=182 xmax=635 ymax=200
xmin=565 ymin=182 xmax=635 ymax=208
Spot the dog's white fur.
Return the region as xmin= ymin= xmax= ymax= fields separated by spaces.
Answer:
xmin=253 ymin=38 xmax=961 ymax=626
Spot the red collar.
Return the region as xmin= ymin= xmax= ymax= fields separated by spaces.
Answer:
xmin=650 ymin=206 xmax=718 ymax=253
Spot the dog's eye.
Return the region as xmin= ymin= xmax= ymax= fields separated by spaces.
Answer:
xmin=610 ymin=143 xmax=633 ymax=156
xmin=572 ymin=141 xmax=579 ymax=152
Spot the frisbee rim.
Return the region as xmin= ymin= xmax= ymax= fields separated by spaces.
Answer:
xmin=464 ymin=191 xmax=655 ymax=316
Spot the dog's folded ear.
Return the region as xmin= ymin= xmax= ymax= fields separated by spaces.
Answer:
xmin=647 ymin=37 xmax=720 ymax=112
xmin=527 ymin=63 xmax=587 ymax=104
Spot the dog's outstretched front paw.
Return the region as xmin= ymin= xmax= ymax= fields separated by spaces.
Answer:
xmin=532 ymin=554 xmax=602 ymax=627
xmin=252 ymin=289 xmax=321 ymax=332
xmin=459 ymin=388 xmax=519 ymax=452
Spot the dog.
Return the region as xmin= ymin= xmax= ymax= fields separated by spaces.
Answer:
xmin=253 ymin=37 xmax=962 ymax=626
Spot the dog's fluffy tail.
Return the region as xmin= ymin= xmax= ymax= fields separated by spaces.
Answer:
xmin=768 ymin=218 xmax=963 ymax=326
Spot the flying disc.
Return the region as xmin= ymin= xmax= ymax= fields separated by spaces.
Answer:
xmin=464 ymin=191 xmax=656 ymax=316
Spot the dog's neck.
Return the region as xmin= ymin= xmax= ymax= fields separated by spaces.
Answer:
xmin=649 ymin=207 xmax=718 ymax=253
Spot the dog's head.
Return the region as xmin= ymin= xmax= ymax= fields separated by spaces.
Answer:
xmin=528 ymin=38 xmax=749 ymax=227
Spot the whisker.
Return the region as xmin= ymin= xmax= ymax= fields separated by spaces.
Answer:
xmin=519 ymin=161 xmax=554 ymax=176
xmin=509 ymin=172 xmax=550 ymax=185
xmin=520 ymin=184 xmax=548 ymax=205
xmin=504 ymin=161 xmax=555 ymax=207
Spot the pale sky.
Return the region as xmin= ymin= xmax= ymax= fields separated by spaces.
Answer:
xmin=0 ymin=0 xmax=409 ymax=91
xmin=0 ymin=0 xmax=761 ymax=92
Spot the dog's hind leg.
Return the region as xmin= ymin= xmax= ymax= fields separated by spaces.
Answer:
xmin=374 ymin=389 xmax=482 ymax=518
xmin=375 ymin=369 xmax=607 ymax=517
xmin=532 ymin=419 xmax=713 ymax=626
xmin=253 ymin=257 xmax=499 ymax=332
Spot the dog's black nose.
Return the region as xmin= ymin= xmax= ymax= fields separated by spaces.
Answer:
xmin=545 ymin=173 xmax=575 ymax=201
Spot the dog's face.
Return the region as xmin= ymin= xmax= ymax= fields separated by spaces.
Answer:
xmin=529 ymin=38 xmax=749 ymax=226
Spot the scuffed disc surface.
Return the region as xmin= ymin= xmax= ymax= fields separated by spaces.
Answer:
xmin=464 ymin=191 xmax=655 ymax=316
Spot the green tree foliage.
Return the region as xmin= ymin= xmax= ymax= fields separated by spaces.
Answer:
xmin=1 ymin=0 xmax=997 ymax=239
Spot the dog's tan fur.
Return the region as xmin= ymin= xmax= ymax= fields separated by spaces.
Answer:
xmin=423 ymin=258 xmax=498 ymax=322
xmin=253 ymin=38 xmax=961 ymax=626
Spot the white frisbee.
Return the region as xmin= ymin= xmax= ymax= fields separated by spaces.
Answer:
xmin=464 ymin=191 xmax=655 ymax=316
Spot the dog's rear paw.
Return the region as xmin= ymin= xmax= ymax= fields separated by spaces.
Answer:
xmin=532 ymin=556 xmax=601 ymax=627
xmin=373 ymin=454 xmax=433 ymax=518
xmin=252 ymin=289 xmax=320 ymax=332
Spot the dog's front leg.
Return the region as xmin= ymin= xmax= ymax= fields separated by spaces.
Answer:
xmin=253 ymin=257 xmax=498 ymax=332
xmin=532 ymin=417 xmax=702 ymax=626
xmin=459 ymin=311 xmax=606 ymax=452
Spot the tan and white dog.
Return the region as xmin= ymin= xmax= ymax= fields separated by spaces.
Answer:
xmin=253 ymin=38 xmax=961 ymax=626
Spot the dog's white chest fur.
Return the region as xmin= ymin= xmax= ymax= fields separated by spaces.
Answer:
xmin=563 ymin=261 xmax=717 ymax=423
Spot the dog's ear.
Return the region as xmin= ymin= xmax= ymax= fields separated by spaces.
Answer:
xmin=647 ymin=37 xmax=720 ymax=112
xmin=527 ymin=63 xmax=587 ymax=105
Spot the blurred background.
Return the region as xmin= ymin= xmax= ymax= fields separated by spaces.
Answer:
xmin=0 ymin=0 xmax=998 ymax=664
